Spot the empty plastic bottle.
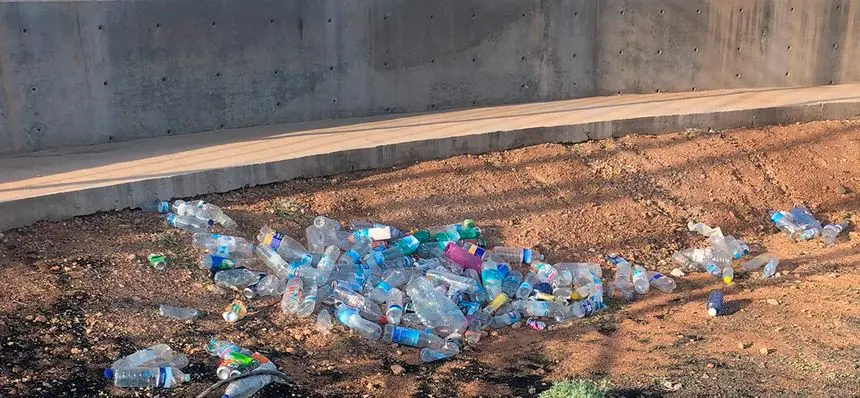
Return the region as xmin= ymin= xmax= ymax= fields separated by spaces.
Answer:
xmin=488 ymin=311 xmax=522 ymax=328
xmin=425 ymin=268 xmax=481 ymax=294
xmin=257 ymin=226 xmax=314 ymax=263
xmin=631 ymin=264 xmax=650 ymax=294
xmin=554 ymin=299 xmax=596 ymax=322
xmin=822 ymin=221 xmax=849 ymax=246
xmin=316 ymin=309 xmax=333 ymax=334
xmin=141 ymin=200 xmax=171 ymax=214
xmin=516 ymin=272 xmax=540 ymax=299
xmin=671 ymin=250 xmax=705 ymax=272
xmin=481 ymin=261 xmax=503 ymax=299
xmin=200 ymin=202 xmax=237 ymax=229
xmin=383 ymin=324 xmax=445 ymax=349
xmin=294 ymin=265 xmax=328 ymax=287
xmin=159 ymin=305 xmax=203 ymax=321
xmin=280 ymin=277 xmax=303 ymax=314
xmin=364 ymin=236 xmax=420 ymax=269
xmin=369 ymin=269 xmax=408 ymax=303
xmin=193 ymin=234 xmax=254 ymax=258
xmin=647 ymin=271 xmax=676 ymax=293
xmin=252 ymin=275 xmax=286 ymax=297
xmin=164 ymin=213 xmax=210 ymax=233
xmin=482 ymin=293 xmax=509 ymax=315
xmin=172 ymin=200 xmax=215 ymax=225
xmin=501 ymin=270 xmax=523 ymax=297
xmin=335 ymin=304 xmax=382 ymax=340
xmin=532 ymin=262 xmax=559 ymax=284
xmin=687 ymin=221 xmax=723 ymax=237
xmin=386 ymin=288 xmax=404 ymax=324
xmin=790 ymin=206 xmax=822 ymax=239
xmin=111 ymin=344 xmax=180 ymax=370
xmin=295 ymin=285 xmax=317 ymax=317
xmin=607 ymin=256 xmax=634 ymax=299
xmin=769 ymin=210 xmax=803 ymax=238
xmin=442 ymin=242 xmax=483 ymax=272
xmin=332 ymin=284 xmax=382 ymax=317
xmin=722 ymin=264 xmax=734 ymax=285
xmin=707 ymin=290 xmax=724 ymax=317
xmin=708 ymin=235 xmax=733 ymax=267
xmin=555 ymin=262 xmax=603 ymax=279
xmin=414 ymin=242 xmax=444 ymax=259
xmin=104 ymin=367 xmax=190 ymax=388
xmin=214 ymin=269 xmax=264 ymax=290
xmin=723 ymin=235 xmax=749 ymax=259
xmin=405 ymin=277 xmax=467 ymax=334
xmin=491 ymin=246 xmax=543 ymax=264
xmin=524 ymin=300 xmax=562 ymax=317
xmin=201 ymin=255 xmax=255 ymax=271
xmin=681 ymin=247 xmax=720 ymax=276
xmin=337 ymin=236 xmax=374 ymax=267
xmin=307 ymin=216 xmax=340 ymax=254
xmin=316 ymin=245 xmax=340 ymax=276
xmin=255 ymin=245 xmax=297 ymax=279
xmin=221 ymin=360 xmax=277 ymax=398
xmin=420 ymin=341 xmax=461 ymax=363
xmin=741 ymin=253 xmax=779 ymax=278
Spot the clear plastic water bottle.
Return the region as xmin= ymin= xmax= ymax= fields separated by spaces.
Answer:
xmin=172 ymin=200 xmax=215 ymax=225
xmin=280 ymin=277 xmax=303 ymax=314
xmin=516 ymin=272 xmax=539 ymax=299
xmin=822 ymin=221 xmax=849 ymax=246
xmin=199 ymin=202 xmax=237 ymax=229
xmin=670 ymin=250 xmax=705 ymax=272
xmin=221 ymin=360 xmax=277 ymax=398
xmin=316 ymin=309 xmax=333 ymax=334
xmin=531 ymin=262 xmax=558 ymax=284
xmin=386 ymin=288 xmax=404 ymax=324
xmin=425 ymin=268 xmax=481 ymax=294
xmin=631 ymin=264 xmax=649 ymax=294
xmin=647 ymin=271 xmax=676 ymax=293
xmin=442 ymin=242 xmax=482 ymax=272
xmin=338 ymin=237 xmax=374 ymax=266
xmin=141 ymin=200 xmax=170 ymax=214
xmin=295 ymin=285 xmax=317 ymax=317
xmin=790 ymin=206 xmax=822 ymax=239
xmin=501 ymin=270 xmax=523 ymax=297
xmin=554 ymin=299 xmax=596 ymax=322
xmin=255 ymin=245 xmax=296 ymax=279
xmin=158 ymin=305 xmax=203 ymax=320
xmin=481 ymin=261 xmax=503 ymax=299
xmin=317 ymin=245 xmax=340 ymax=276
xmin=708 ymin=235 xmax=733 ymax=267
xmin=524 ymin=300 xmax=562 ymax=317
xmin=723 ymin=235 xmax=749 ymax=259
xmin=164 ymin=213 xmax=210 ymax=233
xmin=193 ymin=233 xmax=254 ymax=258
xmin=307 ymin=216 xmax=340 ymax=254
xmin=769 ymin=210 xmax=802 ymax=238
xmin=555 ymin=262 xmax=603 ymax=278
xmin=383 ymin=324 xmax=445 ymax=349
xmin=684 ymin=247 xmax=720 ymax=277
xmin=413 ymin=242 xmax=444 ymax=259
xmin=369 ymin=269 xmax=408 ymax=303
xmin=741 ymin=253 xmax=779 ymax=278
xmin=104 ymin=367 xmax=190 ymax=388
xmin=706 ymin=290 xmax=724 ymax=316
xmin=201 ymin=255 xmax=255 ymax=271
xmin=722 ymin=264 xmax=734 ymax=284
xmin=687 ymin=221 xmax=723 ymax=237
xmin=488 ymin=311 xmax=522 ymax=328
xmin=335 ymin=304 xmax=382 ymax=340
xmin=491 ymin=246 xmax=542 ymax=264
xmin=607 ymin=256 xmax=634 ymax=299
xmin=294 ymin=265 xmax=328 ymax=287
xmin=257 ymin=226 xmax=315 ymax=263
xmin=364 ymin=236 xmax=420 ymax=269
xmin=214 ymin=269 xmax=264 ymax=290
xmin=332 ymin=284 xmax=382 ymax=317
xmin=405 ymin=277 xmax=467 ymax=334
xmin=111 ymin=344 xmax=182 ymax=370
xmin=420 ymin=340 xmax=461 ymax=363
xmin=251 ymin=275 xmax=286 ymax=297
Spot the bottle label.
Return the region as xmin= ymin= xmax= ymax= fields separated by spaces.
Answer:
xmin=159 ymin=367 xmax=172 ymax=388
xmin=265 ymin=232 xmax=284 ymax=250
xmin=466 ymin=244 xmax=486 ymax=258
xmin=216 ymin=245 xmax=230 ymax=257
xmin=387 ymin=304 xmax=403 ymax=313
xmin=377 ymin=281 xmax=392 ymax=294
xmin=337 ymin=307 xmax=358 ymax=325
xmin=372 ymin=252 xmax=385 ymax=266
xmin=522 ymin=248 xmax=532 ymax=264
xmin=496 ymin=263 xmax=510 ymax=279
xmin=303 ymin=295 xmax=317 ymax=304
xmin=633 ymin=267 xmax=645 ymax=279
xmin=158 ymin=202 xmax=169 ymax=213
xmin=208 ymin=256 xmax=235 ymax=270
xmin=391 ymin=327 xmax=421 ymax=346
xmin=356 ymin=227 xmax=392 ymax=241
xmin=518 ymin=281 xmax=532 ymax=292
xmin=346 ymin=250 xmax=360 ymax=262
xmin=581 ymin=299 xmax=594 ymax=316
xmin=166 ymin=214 xmax=177 ymax=226
xmin=458 ymin=301 xmax=479 ymax=315
xmin=649 ymin=273 xmax=664 ymax=282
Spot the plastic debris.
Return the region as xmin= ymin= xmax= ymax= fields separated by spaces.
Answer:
xmin=706 ymin=290 xmax=724 ymax=317
xmin=104 ymin=344 xmax=190 ymax=389
xmin=223 ymin=299 xmax=248 ymax=323
xmin=159 ymin=305 xmax=203 ymax=320
xmin=147 ymin=253 xmax=167 ymax=270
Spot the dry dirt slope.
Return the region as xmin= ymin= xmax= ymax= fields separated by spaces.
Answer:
xmin=1 ymin=120 xmax=859 ymax=398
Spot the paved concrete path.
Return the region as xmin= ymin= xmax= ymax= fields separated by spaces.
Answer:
xmin=1 ymin=84 xmax=858 ymax=229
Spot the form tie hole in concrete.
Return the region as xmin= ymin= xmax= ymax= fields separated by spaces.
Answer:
xmin=833 ymin=43 xmax=839 ymax=49
xmin=574 ymin=12 xmax=578 ymax=17
xmin=332 ymin=98 xmax=337 ymax=103
xmin=220 ymin=124 xmax=225 ymax=129
xmin=156 ymin=23 xmax=161 ymax=28
xmin=791 ymin=7 xmax=795 ymax=12
xmin=276 ymin=102 xmax=281 ymax=107
xmin=328 ymin=18 xmax=332 ymax=23
xmin=273 ymin=70 xmax=278 ymax=75
xmin=736 ymin=73 xmax=742 ymax=79
xmin=618 ymin=49 xmax=624 ymax=55
xmin=22 ymin=28 xmax=27 ymax=33
xmin=655 ymin=89 xmax=661 ymax=93
xmin=167 ymin=129 xmax=173 ymax=135
xmin=385 ymin=107 xmax=391 ymax=112
xmin=692 ymin=86 xmax=697 ymax=91
xmin=472 ymin=58 xmax=477 ymax=63
xmin=329 ymin=66 xmax=334 ymax=71
xmin=787 ymin=45 xmax=792 ymax=51
xmin=36 ymin=127 xmax=42 ymax=132
xmin=431 ymin=59 xmax=436 ymax=64
xmin=737 ymin=47 xmax=742 ymax=52
xmin=617 ymin=91 xmax=622 ymax=95
xmin=103 ymin=81 xmax=108 ymax=86
xmin=472 ymin=101 xmax=478 ymax=105
xmin=108 ymin=136 xmax=113 ymax=141
xmin=215 ymin=72 xmax=221 ymax=77
xmin=739 ymin=8 xmax=744 ymax=13
xmin=384 ymin=15 xmax=388 ymax=21
xmin=660 ymin=9 xmax=664 ymax=15
xmin=384 ymin=62 xmax=388 ymax=67
xmin=31 ymin=87 xmax=37 ymax=92
xmin=572 ymin=53 xmax=577 ymax=58
xmin=573 ymin=82 xmax=577 ymax=86
xmin=431 ymin=104 xmax=436 ymax=109
xmin=211 ymin=21 xmax=216 ymax=27
xmin=98 ymin=25 xmax=103 ymax=31
xmin=657 ymin=49 xmax=663 ymax=55
xmin=270 ymin=19 xmax=275 ymax=24
xmin=694 ymin=47 xmax=699 ymax=52
xmin=696 ymin=9 xmax=701 ymax=14
xmin=619 ymin=10 xmax=624 ymax=15
xmin=785 ymin=72 xmax=791 ymax=77
xmin=161 ymin=76 xmax=167 ymax=82
xmin=522 ymin=13 xmax=526 ymax=17
xmin=429 ymin=15 xmax=434 ymax=21
xmin=521 ymin=55 xmax=526 ymax=61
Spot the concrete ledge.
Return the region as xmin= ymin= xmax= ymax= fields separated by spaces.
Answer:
xmin=1 ymin=85 xmax=858 ymax=230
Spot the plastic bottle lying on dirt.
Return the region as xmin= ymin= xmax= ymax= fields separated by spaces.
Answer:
xmin=214 ymin=269 xmax=264 ymax=291
xmin=221 ymin=358 xmax=278 ymax=398
xmin=110 ymin=344 xmax=188 ymax=370
xmin=316 ymin=309 xmax=333 ymax=334
xmin=741 ymin=253 xmax=780 ymax=278
xmin=158 ymin=305 xmax=203 ymax=320
xmin=104 ymin=367 xmax=190 ymax=389
xmin=193 ymin=233 xmax=254 ymax=258
xmin=687 ymin=221 xmax=723 ymax=237
xmin=141 ymin=200 xmax=170 ymax=214
xmin=822 ymin=221 xmax=849 ymax=246
xmin=164 ymin=213 xmax=210 ymax=233
xmin=335 ymin=304 xmax=382 ymax=340
xmin=490 ymin=246 xmax=543 ymax=264
xmin=706 ymin=290 xmax=724 ymax=317
xmin=647 ymin=271 xmax=676 ymax=293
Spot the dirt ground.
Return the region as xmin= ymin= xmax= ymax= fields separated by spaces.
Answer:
xmin=1 ymin=120 xmax=859 ymax=398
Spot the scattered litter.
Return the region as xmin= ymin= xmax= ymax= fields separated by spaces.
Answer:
xmin=769 ymin=206 xmax=848 ymax=244
xmin=104 ymin=344 xmax=190 ymax=389
xmin=670 ymin=268 xmax=686 ymax=278
xmin=147 ymin=253 xmax=167 ymax=270
xmin=822 ymin=220 xmax=849 ymax=246
xmin=741 ymin=253 xmax=780 ymax=278
xmin=159 ymin=305 xmax=204 ymax=321
xmin=222 ymin=299 xmax=247 ymax=323
xmin=526 ymin=318 xmax=546 ymax=330
xmin=207 ymin=340 xmax=280 ymax=397
xmin=706 ymin=290 xmax=724 ymax=317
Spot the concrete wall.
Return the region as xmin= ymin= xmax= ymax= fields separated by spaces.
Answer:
xmin=0 ymin=0 xmax=857 ymax=154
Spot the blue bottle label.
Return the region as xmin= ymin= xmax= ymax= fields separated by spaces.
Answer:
xmin=346 ymin=250 xmax=360 ymax=262
xmin=387 ymin=304 xmax=402 ymax=312
xmin=581 ymin=299 xmax=594 ymax=316
xmin=649 ymin=273 xmax=664 ymax=282
xmin=208 ymin=256 xmax=235 ymax=270
xmin=377 ymin=281 xmax=392 ymax=294
xmin=268 ymin=232 xmax=284 ymax=250
xmin=166 ymin=214 xmax=177 ymax=226
xmin=391 ymin=327 xmax=421 ymax=346
xmin=337 ymin=307 xmax=358 ymax=325
xmin=522 ymin=248 xmax=533 ymax=264
xmin=372 ymin=252 xmax=384 ymax=266
xmin=459 ymin=301 xmax=479 ymax=315
xmin=216 ymin=245 xmax=230 ymax=257
xmin=496 ymin=263 xmax=510 ymax=279
xmin=158 ymin=202 xmax=169 ymax=213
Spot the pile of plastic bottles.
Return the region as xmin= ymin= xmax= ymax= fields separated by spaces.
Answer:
xmin=200 ymin=217 xmax=615 ymax=364
xmin=671 ymin=221 xmax=752 ymax=282
xmin=206 ymin=340 xmax=279 ymax=398
xmin=769 ymin=206 xmax=848 ymax=245
xmin=103 ymin=344 xmax=191 ymax=389
xmin=606 ymin=254 xmax=676 ymax=300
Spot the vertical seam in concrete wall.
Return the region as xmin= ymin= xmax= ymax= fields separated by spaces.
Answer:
xmin=0 ymin=3 xmax=23 ymax=152
xmin=591 ymin=0 xmax=600 ymax=97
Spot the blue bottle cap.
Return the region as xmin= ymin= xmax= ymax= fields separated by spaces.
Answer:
xmin=103 ymin=368 xmax=114 ymax=379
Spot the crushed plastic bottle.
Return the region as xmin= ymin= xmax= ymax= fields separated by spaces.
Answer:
xmin=822 ymin=221 xmax=849 ymax=246
xmin=364 ymin=236 xmax=420 ymax=270
xmin=419 ymin=340 xmax=461 ymax=363
xmin=111 ymin=344 xmax=187 ymax=370
xmin=631 ymin=264 xmax=650 ymax=294
xmin=221 ymin=360 xmax=277 ymax=398
xmin=741 ymin=253 xmax=779 ymax=278
xmin=501 ymin=270 xmax=523 ymax=297
xmin=104 ymin=367 xmax=190 ymax=389
xmin=281 ymin=277 xmax=304 ymax=314
xmin=335 ymin=304 xmax=382 ymax=340
xmin=606 ymin=255 xmax=634 ymax=300
xmin=646 ymin=271 xmax=676 ymax=293
xmin=516 ymin=272 xmax=540 ymax=299
xmin=223 ymin=300 xmax=247 ymax=322
xmin=789 ymin=206 xmax=822 ymax=239
xmin=201 ymin=255 xmax=255 ymax=271
xmin=385 ymin=288 xmax=404 ymax=324
xmin=159 ymin=305 xmax=203 ymax=320
xmin=383 ymin=324 xmax=445 ymax=349
xmin=214 ymin=269 xmax=265 ymax=291
xmin=249 ymin=275 xmax=286 ymax=298
xmin=316 ymin=309 xmax=333 ymax=334
xmin=193 ymin=233 xmax=254 ymax=258
xmin=687 ymin=221 xmax=723 ymax=237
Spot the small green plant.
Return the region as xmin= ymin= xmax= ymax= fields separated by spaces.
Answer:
xmin=271 ymin=198 xmax=306 ymax=222
xmin=539 ymin=378 xmax=610 ymax=398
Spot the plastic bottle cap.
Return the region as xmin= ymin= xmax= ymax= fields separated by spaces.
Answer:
xmin=103 ymin=368 xmax=114 ymax=379
xmin=707 ymin=308 xmax=718 ymax=317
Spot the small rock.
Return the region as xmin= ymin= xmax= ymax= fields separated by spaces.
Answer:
xmin=25 ymin=315 xmax=34 ymax=321
xmin=390 ymin=364 xmax=405 ymax=375
xmin=759 ymin=347 xmax=772 ymax=355
xmin=670 ymin=268 xmax=686 ymax=278
xmin=284 ymin=347 xmax=295 ymax=354
xmin=70 ymin=347 xmax=82 ymax=355
xmin=836 ymin=185 xmax=849 ymax=195
xmin=490 ymin=331 xmax=499 ymax=337
xmin=126 ymin=254 xmax=137 ymax=261
xmin=738 ymin=342 xmax=752 ymax=350
xmin=34 ymin=315 xmax=47 ymax=323
xmin=766 ymin=299 xmax=779 ymax=306
xmin=706 ymin=362 xmax=714 ymax=369
xmin=528 ymin=387 xmax=536 ymax=394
